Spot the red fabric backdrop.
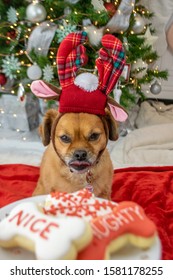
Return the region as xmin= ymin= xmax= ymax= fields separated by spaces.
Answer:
xmin=0 ymin=164 xmax=173 ymax=260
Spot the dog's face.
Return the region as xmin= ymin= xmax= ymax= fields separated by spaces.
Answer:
xmin=53 ymin=113 xmax=108 ymax=174
xmin=40 ymin=109 xmax=118 ymax=174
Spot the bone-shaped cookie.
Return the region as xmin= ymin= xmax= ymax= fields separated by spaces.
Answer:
xmin=44 ymin=189 xmax=118 ymax=221
xmin=0 ymin=202 xmax=92 ymax=260
xmin=78 ymin=201 xmax=157 ymax=260
xmin=44 ymin=191 xmax=157 ymax=259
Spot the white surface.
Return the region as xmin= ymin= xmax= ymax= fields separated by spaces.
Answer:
xmin=110 ymin=123 xmax=173 ymax=168
xmin=0 ymin=138 xmax=45 ymax=166
xmin=0 ymin=125 xmax=45 ymax=166
xmin=0 ymin=196 xmax=161 ymax=260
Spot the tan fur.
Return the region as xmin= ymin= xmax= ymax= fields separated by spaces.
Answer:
xmin=33 ymin=109 xmax=118 ymax=199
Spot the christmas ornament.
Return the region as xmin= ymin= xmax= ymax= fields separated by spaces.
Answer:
xmin=104 ymin=0 xmax=117 ymax=16
xmin=132 ymin=13 xmax=145 ymax=34
xmin=17 ymin=83 xmax=25 ymax=103
xmin=113 ymin=82 xmax=122 ymax=103
xmin=26 ymin=2 xmax=47 ymax=23
xmin=0 ymin=73 xmax=7 ymax=86
xmin=27 ymin=63 xmax=42 ymax=80
xmin=139 ymin=27 xmax=158 ymax=50
xmin=2 ymin=55 xmax=21 ymax=80
xmin=131 ymin=59 xmax=148 ymax=79
xmin=0 ymin=76 xmax=14 ymax=93
xmin=106 ymin=0 xmax=135 ymax=33
xmin=121 ymin=63 xmax=131 ymax=81
xmin=27 ymin=21 xmax=57 ymax=56
xmin=7 ymin=6 xmax=18 ymax=23
xmin=91 ymin=0 xmax=106 ymax=11
xmin=43 ymin=65 xmax=54 ymax=82
xmin=56 ymin=21 xmax=77 ymax=43
xmin=150 ymin=81 xmax=162 ymax=95
xmin=6 ymin=30 xmax=16 ymax=44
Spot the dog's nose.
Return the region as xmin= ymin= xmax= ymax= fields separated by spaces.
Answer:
xmin=73 ymin=150 xmax=87 ymax=161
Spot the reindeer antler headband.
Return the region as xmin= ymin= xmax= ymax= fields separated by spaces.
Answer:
xmin=31 ymin=31 xmax=128 ymax=121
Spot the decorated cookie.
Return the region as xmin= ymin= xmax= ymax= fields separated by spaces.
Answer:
xmin=43 ymin=190 xmax=157 ymax=260
xmin=44 ymin=189 xmax=118 ymax=221
xmin=0 ymin=202 xmax=92 ymax=260
xmin=78 ymin=201 xmax=157 ymax=260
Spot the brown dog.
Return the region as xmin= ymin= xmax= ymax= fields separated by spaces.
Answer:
xmin=32 ymin=108 xmax=118 ymax=199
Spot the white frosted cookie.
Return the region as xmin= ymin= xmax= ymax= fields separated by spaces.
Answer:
xmin=0 ymin=202 xmax=92 ymax=260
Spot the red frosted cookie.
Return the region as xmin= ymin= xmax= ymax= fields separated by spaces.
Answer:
xmin=78 ymin=201 xmax=157 ymax=260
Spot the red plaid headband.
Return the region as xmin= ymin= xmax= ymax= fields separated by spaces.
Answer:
xmin=31 ymin=31 xmax=128 ymax=121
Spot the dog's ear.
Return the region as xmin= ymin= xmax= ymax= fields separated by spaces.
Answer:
xmin=39 ymin=109 xmax=58 ymax=146
xmin=104 ymin=109 xmax=118 ymax=141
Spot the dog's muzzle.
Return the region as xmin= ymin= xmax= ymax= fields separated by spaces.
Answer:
xmin=69 ymin=149 xmax=92 ymax=173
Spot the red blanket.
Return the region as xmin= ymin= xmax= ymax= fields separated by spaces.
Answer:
xmin=0 ymin=164 xmax=173 ymax=260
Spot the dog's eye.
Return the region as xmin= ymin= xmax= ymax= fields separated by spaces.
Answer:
xmin=59 ymin=135 xmax=71 ymax=143
xmin=88 ymin=133 xmax=100 ymax=141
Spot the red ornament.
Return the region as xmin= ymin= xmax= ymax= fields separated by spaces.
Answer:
xmin=0 ymin=73 xmax=7 ymax=86
xmin=104 ymin=1 xmax=117 ymax=17
xmin=6 ymin=30 xmax=16 ymax=44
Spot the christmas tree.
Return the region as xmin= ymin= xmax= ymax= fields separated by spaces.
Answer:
xmin=0 ymin=0 xmax=168 ymax=110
